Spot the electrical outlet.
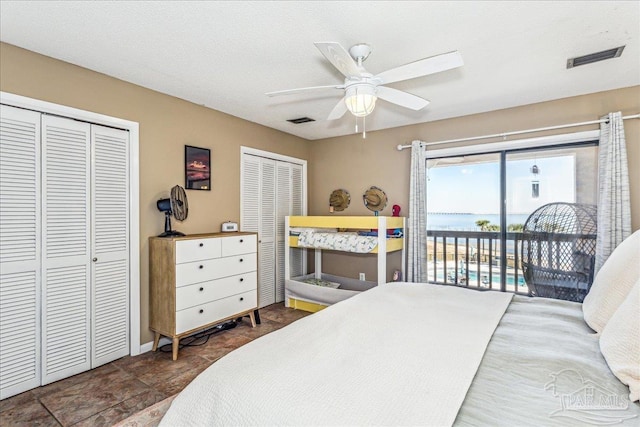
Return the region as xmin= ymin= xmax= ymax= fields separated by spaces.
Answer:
xmin=359 ymin=272 xmax=365 ymax=281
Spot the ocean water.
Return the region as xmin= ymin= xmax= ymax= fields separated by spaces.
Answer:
xmin=427 ymin=213 xmax=530 ymax=230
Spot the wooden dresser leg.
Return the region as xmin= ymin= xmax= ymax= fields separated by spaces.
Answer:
xmin=152 ymin=332 xmax=161 ymax=352
xmin=249 ymin=311 xmax=257 ymax=328
xmin=172 ymin=337 xmax=180 ymax=361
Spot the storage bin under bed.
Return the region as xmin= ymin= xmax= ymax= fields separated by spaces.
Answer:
xmin=285 ymin=273 xmax=376 ymax=312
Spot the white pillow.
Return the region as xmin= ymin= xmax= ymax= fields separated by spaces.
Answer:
xmin=583 ymin=230 xmax=640 ymax=332
xmin=599 ymin=280 xmax=640 ymax=402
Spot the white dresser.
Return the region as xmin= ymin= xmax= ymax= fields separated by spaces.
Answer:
xmin=149 ymin=232 xmax=258 ymax=359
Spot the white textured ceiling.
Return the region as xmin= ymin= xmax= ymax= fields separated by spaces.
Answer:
xmin=1 ymin=1 xmax=638 ymax=140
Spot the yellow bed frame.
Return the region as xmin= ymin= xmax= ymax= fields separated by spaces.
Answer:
xmin=284 ymin=216 xmax=406 ymax=312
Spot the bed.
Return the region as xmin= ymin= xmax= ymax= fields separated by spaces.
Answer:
xmin=284 ymin=215 xmax=406 ymax=311
xmin=159 ymin=282 xmax=639 ymax=426
xmin=160 ymin=230 xmax=640 ymax=426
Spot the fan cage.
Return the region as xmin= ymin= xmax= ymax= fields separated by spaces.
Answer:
xmin=171 ymin=185 xmax=189 ymax=221
xmin=521 ymin=203 xmax=597 ymax=302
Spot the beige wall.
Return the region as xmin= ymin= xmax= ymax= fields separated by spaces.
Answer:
xmin=308 ymin=86 xmax=640 ymax=282
xmin=0 ymin=42 xmax=311 ymax=345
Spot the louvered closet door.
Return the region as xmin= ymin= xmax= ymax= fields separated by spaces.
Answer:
xmin=258 ymin=159 xmax=276 ymax=307
xmin=241 ymin=155 xmax=260 ymax=233
xmin=41 ymin=115 xmax=91 ymax=385
xmin=242 ymin=155 xmax=276 ymax=308
xmin=275 ymin=163 xmax=292 ymax=302
xmin=91 ymin=125 xmax=129 ymax=367
xmin=289 ymin=164 xmax=305 ymax=278
xmin=0 ymin=106 xmax=42 ymax=399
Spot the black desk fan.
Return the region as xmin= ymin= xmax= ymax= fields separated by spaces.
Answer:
xmin=156 ymin=185 xmax=189 ymax=237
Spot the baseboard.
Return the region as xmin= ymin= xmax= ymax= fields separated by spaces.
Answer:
xmin=140 ymin=337 xmax=172 ymax=354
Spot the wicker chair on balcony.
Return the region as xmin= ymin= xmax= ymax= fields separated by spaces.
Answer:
xmin=521 ymin=202 xmax=597 ymax=302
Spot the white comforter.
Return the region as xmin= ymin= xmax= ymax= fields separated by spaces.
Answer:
xmin=160 ymin=283 xmax=513 ymax=426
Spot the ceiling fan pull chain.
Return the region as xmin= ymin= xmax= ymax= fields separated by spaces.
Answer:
xmin=363 ymin=115 xmax=367 ymax=139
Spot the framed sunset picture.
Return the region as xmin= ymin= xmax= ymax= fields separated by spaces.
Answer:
xmin=185 ymin=145 xmax=211 ymax=190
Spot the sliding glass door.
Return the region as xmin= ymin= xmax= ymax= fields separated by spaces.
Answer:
xmin=426 ymin=153 xmax=501 ymax=288
xmin=426 ymin=142 xmax=598 ymax=294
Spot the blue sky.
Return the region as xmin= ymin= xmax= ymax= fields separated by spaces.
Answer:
xmin=427 ymin=155 xmax=576 ymax=214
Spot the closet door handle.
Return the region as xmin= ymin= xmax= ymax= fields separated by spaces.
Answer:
xmin=92 ymin=257 xmax=98 ymax=262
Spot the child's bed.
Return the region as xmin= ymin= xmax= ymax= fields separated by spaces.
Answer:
xmin=284 ymin=215 xmax=405 ymax=311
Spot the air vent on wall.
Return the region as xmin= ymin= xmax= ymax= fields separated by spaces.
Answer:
xmin=287 ymin=117 xmax=315 ymax=124
xmin=567 ymin=46 xmax=625 ymax=69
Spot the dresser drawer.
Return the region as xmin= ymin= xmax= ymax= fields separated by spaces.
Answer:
xmin=221 ymin=234 xmax=257 ymax=256
xmin=175 ymin=254 xmax=257 ymax=287
xmin=175 ymin=290 xmax=257 ymax=334
xmin=175 ymin=273 xmax=257 ymax=311
xmin=176 ymin=238 xmax=222 ymax=264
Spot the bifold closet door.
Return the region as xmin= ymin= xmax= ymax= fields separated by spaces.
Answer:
xmin=0 ymin=106 xmax=42 ymax=399
xmin=275 ymin=163 xmax=304 ymax=302
xmin=242 ymin=155 xmax=277 ymax=308
xmin=275 ymin=163 xmax=291 ymax=303
xmin=91 ymin=125 xmax=130 ymax=367
xmin=289 ymin=164 xmax=304 ymax=278
xmin=41 ymin=115 xmax=92 ymax=385
xmin=0 ymin=105 xmax=131 ymax=398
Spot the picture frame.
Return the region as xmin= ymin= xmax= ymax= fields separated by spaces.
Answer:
xmin=185 ymin=145 xmax=211 ymax=190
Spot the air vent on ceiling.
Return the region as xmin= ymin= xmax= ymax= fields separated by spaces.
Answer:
xmin=567 ymin=46 xmax=625 ymax=69
xmin=287 ymin=117 xmax=315 ymax=124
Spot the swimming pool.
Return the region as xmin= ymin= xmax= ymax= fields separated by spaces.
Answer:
xmin=441 ymin=269 xmax=527 ymax=287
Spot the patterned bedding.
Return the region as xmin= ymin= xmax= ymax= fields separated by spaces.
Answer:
xmin=296 ymin=231 xmax=378 ymax=253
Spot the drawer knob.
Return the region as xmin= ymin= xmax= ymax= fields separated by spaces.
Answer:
xmin=199 ymin=265 xmax=204 ymax=269
xmin=199 ymin=243 xmax=204 ymax=247
xmin=199 ymin=287 xmax=204 ymax=291
xmin=199 ymin=309 xmax=204 ymax=314
xmin=239 ymin=258 xmax=243 ymax=262
xmin=240 ymin=297 xmax=244 ymax=301
xmin=240 ymin=239 xmax=243 ymax=243
xmin=240 ymin=278 xmax=244 ymax=282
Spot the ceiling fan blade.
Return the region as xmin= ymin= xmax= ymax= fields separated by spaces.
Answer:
xmin=327 ymin=97 xmax=348 ymax=120
xmin=314 ymin=42 xmax=363 ymax=78
xmin=266 ymin=84 xmax=343 ymax=97
xmin=375 ymin=51 xmax=463 ymax=85
xmin=376 ymin=86 xmax=430 ymax=110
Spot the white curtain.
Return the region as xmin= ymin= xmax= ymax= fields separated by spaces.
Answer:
xmin=595 ymin=111 xmax=632 ymax=273
xmin=407 ymin=140 xmax=428 ymax=282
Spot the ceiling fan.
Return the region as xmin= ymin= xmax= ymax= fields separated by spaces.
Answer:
xmin=266 ymin=42 xmax=464 ymax=120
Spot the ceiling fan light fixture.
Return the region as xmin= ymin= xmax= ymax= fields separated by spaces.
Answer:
xmin=345 ymin=85 xmax=377 ymax=117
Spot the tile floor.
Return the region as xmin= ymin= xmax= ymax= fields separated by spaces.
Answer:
xmin=0 ymin=303 xmax=311 ymax=426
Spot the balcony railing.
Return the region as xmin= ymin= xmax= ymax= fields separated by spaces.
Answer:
xmin=426 ymin=230 xmax=528 ymax=294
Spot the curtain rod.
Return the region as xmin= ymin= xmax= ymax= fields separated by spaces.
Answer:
xmin=396 ymin=113 xmax=640 ymax=151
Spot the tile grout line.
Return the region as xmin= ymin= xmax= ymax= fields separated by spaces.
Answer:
xmin=36 ymin=394 xmax=63 ymax=427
